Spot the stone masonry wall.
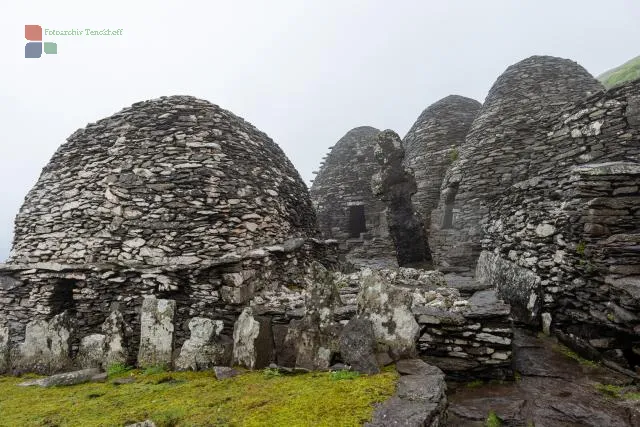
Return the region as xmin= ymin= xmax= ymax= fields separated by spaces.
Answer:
xmin=481 ymin=80 xmax=640 ymax=369
xmin=429 ymin=56 xmax=604 ymax=271
xmin=402 ymin=95 xmax=481 ymax=235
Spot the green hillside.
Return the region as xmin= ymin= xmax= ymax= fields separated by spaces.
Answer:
xmin=597 ymin=55 xmax=640 ymax=89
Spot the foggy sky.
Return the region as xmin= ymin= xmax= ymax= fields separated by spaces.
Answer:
xmin=1 ymin=0 xmax=639 ymax=260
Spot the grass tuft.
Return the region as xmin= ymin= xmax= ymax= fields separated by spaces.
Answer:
xmin=330 ymin=369 xmax=361 ymax=380
xmin=486 ymin=410 xmax=502 ymax=427
xmin=262 ymin=367 xmax=282 ymax=379
xmin=107 ymin=362 xmax=133 ymax=377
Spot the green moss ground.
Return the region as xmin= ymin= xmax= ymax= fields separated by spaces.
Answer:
xmin=0 ymin=367 xmax=398 ymax=427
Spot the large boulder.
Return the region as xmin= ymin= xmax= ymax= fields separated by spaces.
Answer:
xmin=12 ymin=312 xmax=73 ymax=374
xmin=137 ymin=296 xmax=175 ymax=368
xmin=232 ymin=307 xmax=273 ymax=369
xmin=357 ymin=269 xmax=420 ymax=359
xmin=176 ymin=317 xmax=232 ymax=370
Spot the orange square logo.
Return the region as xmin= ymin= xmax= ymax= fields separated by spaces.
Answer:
xmin=25 ymin=25 xmax=42 ymax=41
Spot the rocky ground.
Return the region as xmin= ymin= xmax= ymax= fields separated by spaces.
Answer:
xmin=446 ymin=328 xmax=640 ymax=426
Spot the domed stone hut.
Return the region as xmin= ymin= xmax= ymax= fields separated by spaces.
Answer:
xmin=429 ymin=56 xmax=604 ymax=270
xmin=402 ymin=95 xmax=481 ymax=235
xmin=310 ymin=127 xmax=396 ymax=266
xmin=0 ymin=95 xmax=336 ymax=373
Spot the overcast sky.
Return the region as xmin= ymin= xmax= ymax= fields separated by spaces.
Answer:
xmin=1 ymin=0 xmax=639 ymax=261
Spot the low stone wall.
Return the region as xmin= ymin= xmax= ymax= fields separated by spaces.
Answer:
xmin=0 ymin=238 xmax=338 ymax=373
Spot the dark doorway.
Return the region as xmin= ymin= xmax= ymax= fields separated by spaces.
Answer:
xmin=348 ymin=205 xmax=367 ymax=238
xmin=50 ymin=279 xmax=77 ymax=315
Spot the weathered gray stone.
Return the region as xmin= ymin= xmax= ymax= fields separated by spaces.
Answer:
xmin=372 ymin=129 xmax=430 ymax=266
xmin=137 ymin=296 xmax=175 ymax=368
xmin=339 ymin=316 xmax=379 ymax=374
xmin=18 ymin=368 xmax=103 ymax=387
xmin=176 ymin=317 xmax=231 ymax=371
xmin=102 ymin=306 xmax=128 ymax=368
xmin=213 ymin=366 xmax=239 ymax=380
xmin=13 ymin=312 xmax=73 ymax=374
xmin=357 ymin=269 xmax=420 ymax=359
xmin=0 ymin=323 xmax=8 ymax=374
xmin=77 ymin=334 xmax=107 ymax=369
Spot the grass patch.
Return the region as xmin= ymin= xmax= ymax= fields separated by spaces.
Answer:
xmin=597 ymin=55 xmax=640 ymax=89
xmin=553 ymin=343 xmax=598 ymax=367
xmin=106 ymin=363 xmax=133 ymax=377
xmin=0 ymin=368 xmax=397 ymax=426
xmin=594 ymin=383 xmax=640 ymax=400
xmin=142 ymin=365 xmax=167 ymax=376
xmin=262 ymin=367 xmax=282 ymax=379
xmin=330 ymin=369 xmax=360 ymax=381
xmin=486 ymin=410 xmax=502 ymax=427
xmin=575 ymin=241 xmax=586 ymax=257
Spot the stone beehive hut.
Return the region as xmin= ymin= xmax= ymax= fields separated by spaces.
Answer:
xmin=310 ymin=126 xmax=396 ymax=265
xmin=402 ymin=95 xmax=481 ymax=236
xmin=0 ymin=95 xmax=336 ymax=372
xmin=9 ymin=95 xmax=317 ymax=264
xmin=480 ymin=79 xmax=640 ymax=370
xmin=429 ymin=56 xmax=604 ymax=270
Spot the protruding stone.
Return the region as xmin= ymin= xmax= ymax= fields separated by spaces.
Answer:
xmin=18 ymin=368 xmax=104 ymax=387
xmin=137 ymin=296 xmax=175 ymax=368
xmin=232 ymin=307 xmax=273 ymax=369
xmin=339 ymin=316 xmax=379 ymax=374
xmin=77 ymin=334 xmax=107 ymax=369
xmin=176 ymin=317 xmax=231 ymax=371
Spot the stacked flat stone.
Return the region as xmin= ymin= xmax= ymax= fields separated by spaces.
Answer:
xmin=430 ymin=56 xmax=604 ymax=270
xmin=0 ymin=96 xmax=338 ymax=373
xmin=402 ymin=95 xmax=481 ymax=234
xmin=310 ymin=127 xmax=396 ymax=264
xmin=480 ymin=80 xmax=640 ymax=370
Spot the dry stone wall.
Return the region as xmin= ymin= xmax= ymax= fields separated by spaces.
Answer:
xmin=402 ymin=95 xmax=481 ymax=235
xmin=480 ymin=80 xmax=640 ymax=370
xmin=430 ymin=56 xmax=604 ymax=271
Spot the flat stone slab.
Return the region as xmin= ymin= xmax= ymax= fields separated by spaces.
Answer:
xmin=18 ymin=368 xmax=104 ymax=387
xmin=465 ymin=289 xmax=511 ymax=319
xmin=367 ymin=359 xmax=446 ymax=426
xmin=213 ymin=366 xmax=240 ymax=380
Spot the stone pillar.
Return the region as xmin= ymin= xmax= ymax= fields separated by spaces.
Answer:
xmin=0 ymin=323 xmax=9 ymax=374
xmin=372 ymin=130 xmax=430 ymax=266
xmin=232 ymin=307 xmax=273 ymax=369
xmin=137 ymin=296 xmax=175 ymax=369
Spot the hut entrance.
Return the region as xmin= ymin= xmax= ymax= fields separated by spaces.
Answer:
xmin=50 ymin=279 xmax=77 ymax=315
xmin=348 ymin=205 xmax=367 ymax=238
